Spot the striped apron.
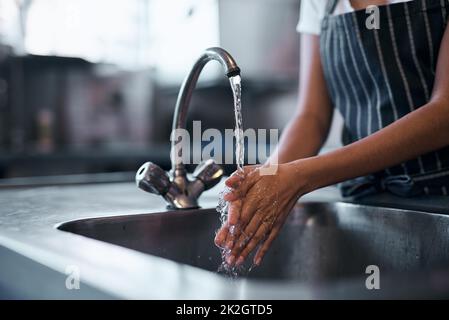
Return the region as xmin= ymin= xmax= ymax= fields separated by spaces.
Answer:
xmin=320 ymin=0 xmax=449 ymax=198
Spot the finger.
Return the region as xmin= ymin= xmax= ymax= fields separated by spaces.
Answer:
xmin=233 ymin=199 xmax=292 ymax=265
xmin=234 ymin=221 xmax=272 ymax=266
xmin=223 ymin=170 xmax=264 ymax=248
xmin=225 ymin=164 xmax=260 ymax=188
xmin=227 ymin=199 xmax=242 ymax=226
xmin=218 ymin=201 xmax=242 ymax=250
xmin=229 ymin=209 xmax=266 ymax=258
xmin=214 ymin=223 xmax=229 ymax=248
xmin=225 ymin=173 xmax=258 ymax=200
xmin=225 ymin=174 xmax=243 ymax=188
xmin=239 ymin=168 xmax=260 ymax=194
xmin=252 ymin=198 xmax=299 ymax=265
xmin=224 ymin=225 xmax=237 ymax=250
xmin=253 ymin=221 xmax=283 ymax=266
xmin=218 ymin=199 xmax=242 ymax=250
xmin=223 ymin=202 xmax=242 ymax=250
xmin=226 ymin=196 xmax=260 ymax=245
xmin=223 ymin=190 xmax=240 ymax=202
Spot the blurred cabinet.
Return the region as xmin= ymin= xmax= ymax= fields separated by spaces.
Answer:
xmin=0 ymin=55 xmax=154 ymax=154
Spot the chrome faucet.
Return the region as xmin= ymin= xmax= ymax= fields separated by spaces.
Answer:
xmin=136 ymin=47 xmax=241 ymax=209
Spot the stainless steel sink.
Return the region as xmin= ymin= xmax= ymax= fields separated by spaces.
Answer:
xmin=57 ymin=202 xmax=449 ymax=285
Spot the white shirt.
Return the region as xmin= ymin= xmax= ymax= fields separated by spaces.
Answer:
xmin=297 ymin=0 xmax=412 ymax=35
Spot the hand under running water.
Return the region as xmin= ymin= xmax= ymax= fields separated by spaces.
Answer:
xmin=214 ymin=161 xmax=311 ymax=267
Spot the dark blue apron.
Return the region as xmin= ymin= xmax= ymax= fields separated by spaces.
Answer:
xmin=320 ymin=0 xmax=449 ymax=198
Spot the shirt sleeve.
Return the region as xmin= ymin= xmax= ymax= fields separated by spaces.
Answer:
xmin=296 ymin=0 xmax=327 ymax=35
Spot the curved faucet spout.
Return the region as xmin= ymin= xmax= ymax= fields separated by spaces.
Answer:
xmin=171 ymin=47 xmax=241 ymax=173
xmin=137 ymin=47 xmax=240 ymax=209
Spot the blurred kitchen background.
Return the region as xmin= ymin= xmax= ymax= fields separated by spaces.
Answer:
xmin=0 ymin=0 xmax=342 ymax=187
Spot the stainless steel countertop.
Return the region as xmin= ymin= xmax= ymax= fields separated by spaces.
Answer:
xmin=1 ymin=181 xmax=449 ymax=299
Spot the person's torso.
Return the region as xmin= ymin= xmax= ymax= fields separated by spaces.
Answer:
xmin=320 ymin=0 xmax=449 ymax=197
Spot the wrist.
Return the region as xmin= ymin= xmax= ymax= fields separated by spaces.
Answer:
xmin=284 ymin=159 xmax=318 ymax=196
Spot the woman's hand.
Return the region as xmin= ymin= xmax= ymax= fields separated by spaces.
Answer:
xmin=214 ymin=161 xmax=311 ymax=267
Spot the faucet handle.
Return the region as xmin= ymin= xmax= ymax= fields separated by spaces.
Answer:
xmin=192 ymin=159 xmax=224 ymax=191
xmin=136 ymin=162 xmax=171 ymax=196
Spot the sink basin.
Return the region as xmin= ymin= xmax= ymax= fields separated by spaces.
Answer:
xmin=57 ymin=202 xmax=449 ymax=285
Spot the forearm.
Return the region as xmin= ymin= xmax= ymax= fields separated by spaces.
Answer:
xmin=298 ymin=101 xmax=449 ymax=193
xmin=269 ymin=111 xmax=331 ymax=164
xmin=270 ymin=34 xmax=332 ymax=165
